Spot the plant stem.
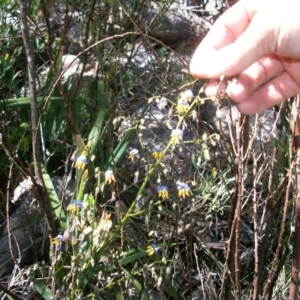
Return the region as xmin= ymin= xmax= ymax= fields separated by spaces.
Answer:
xmin=19 ymin=0 xmax=57 ymax=235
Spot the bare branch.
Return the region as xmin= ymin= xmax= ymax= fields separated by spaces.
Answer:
xmin=19 ymin=0 xmax=57 ymax=236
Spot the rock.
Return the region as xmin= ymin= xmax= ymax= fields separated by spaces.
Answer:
xmin=0 ymin=176 xmax=74 ymax=279
xmin=51 ymin=175 xmax=75 ymax=208
xmin=137 ymin=3 xmax=211 ymax=46
xmin=0 ymin=197 xmax=44 ymax=279
xmin=210 ymin=103 xmax=278 ymax=160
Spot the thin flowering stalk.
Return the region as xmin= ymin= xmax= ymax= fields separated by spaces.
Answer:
xmin=100 ymin=138 xmax=173 ymax=248
xmin=99 ymin=97 xmax=198 ymax=250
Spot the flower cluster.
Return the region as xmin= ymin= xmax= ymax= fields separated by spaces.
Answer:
xmin=176 ymin=98 xmax=190 ymax=115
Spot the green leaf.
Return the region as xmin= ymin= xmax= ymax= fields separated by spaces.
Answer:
xmin=133 ymin=279 xmax=148 ymax=299
xmin=115 ymin=290 xmax=123 ymax=300
xmin=165 ymin=278 xmax=179 ymax=300
xmin=105 ymin=127 xmax=135 ymax=169
xmin=0 ymin=97 xmax=62 ymax=109
xmin=274 ymin=138 xmax=289 ymax=153
xmin=120 ymin=250 xmax=148 ymax=265
xmin=31 ymin=277 xmax=54 ymax=300
xmin=42 ymin=166 xmax=67 ymax=230
xmin=88 ymin=107 xmax=107 ymax=156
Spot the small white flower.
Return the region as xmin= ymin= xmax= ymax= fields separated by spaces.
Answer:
xmin=127 ymin=149 xmax=140 ymax=162
xmin=156 ymin=97 xmax=168 ymax=110
xmin=176 ymin=99 xmax=190 ymax=115
xmin=181 ymin=90 xmax=194 ymax=102
xmin=170 ymin=129 xmax=183 ymax=144
xmin=105 ymin=170 xmax=116 ymax=184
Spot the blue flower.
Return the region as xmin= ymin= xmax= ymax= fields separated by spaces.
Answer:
xmin=67 ymin=200 xmax=83 ymax=214
xmin=152 ymin=145 xmax=164 ymax=160
xmin=146 ymin=244 xmax=160 ymax=256
xmin=176 ymin=99 xmax=190 ymax=115
xmin=170 ymin=129 xmax=183 ymax=144
xmin=127 ymin=149 xmax=140 ymax=162
xmin=75 ymin=155 xmax=88 ymax=170
xmin=104 ymin=170 xmax=116 ymax=185
xmin=52 ymin=235 xmax=65 ymax=251
xmin=180 ymin=90 xmax=194 ymax=102
xmin=176 ymin=181 xmax=192 ymax=198
xmin=156 ymin=97 xmax=168 ymax=110
xmin=157 ymin=185 xmax=169 ymax=199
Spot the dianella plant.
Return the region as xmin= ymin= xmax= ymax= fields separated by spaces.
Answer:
xmin=1 ymin=0 xmax=300 ymax=300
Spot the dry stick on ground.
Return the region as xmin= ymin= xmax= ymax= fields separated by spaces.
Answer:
xmin=0 ymin=282 xmax=25 ymax=300
xmin=19 ymin=0 xmax=57 ymax=235
xmin=289 ymin=95 xmax=300 ymax=299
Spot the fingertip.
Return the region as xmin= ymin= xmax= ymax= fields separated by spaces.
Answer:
xmin=204 ymin=80 xmax=220 ymax=97
xmin=226 ymin=80 xmax=247 ymax=103
xmin=236 ymin=101 xmax=266 ymax=115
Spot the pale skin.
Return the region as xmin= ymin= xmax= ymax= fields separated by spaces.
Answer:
xmin=190 ymin=0 xmax=300 ymax=115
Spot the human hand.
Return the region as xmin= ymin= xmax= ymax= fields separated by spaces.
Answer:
xmin=190 ymin=0 xmax=300 ymax=114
